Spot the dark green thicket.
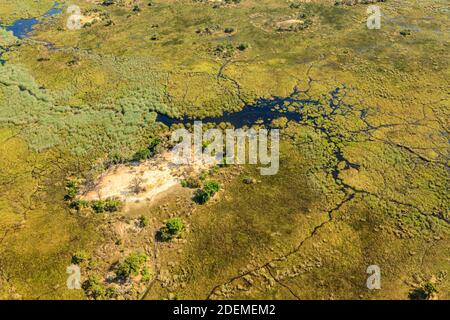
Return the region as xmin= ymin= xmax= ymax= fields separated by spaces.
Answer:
xmin=157 ymin=218 xmax=185 ymax=241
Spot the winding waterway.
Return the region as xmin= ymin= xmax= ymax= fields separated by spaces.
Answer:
xmin=156 ymin=88 xmax=344 ymax=128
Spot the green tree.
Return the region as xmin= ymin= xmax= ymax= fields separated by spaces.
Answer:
xmin=115 ymin=252 xmax=148 ymax=278
xmin=158 ymin=218 xmax=184 ymax=241
xmin=193 ymin=180 xmax=220 ymax=204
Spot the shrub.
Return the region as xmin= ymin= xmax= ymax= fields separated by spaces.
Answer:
xmin=400 ymin=29 xmax=412 ymax=36
xmin=138 ymin=215 xmax=149 ymax=228
xmin=104 ymin=198 xmax=122 ymax=212
xmin=69 ymin=199 xmax=89 ymax=210
xmin=91 ymin=200 xmax=105 ymax=213
xmin=237 ymin=43 xmax=249 ymax=51
xmin=115 ymin=252 xmax=148 ymax=278
xmin=193 ymin=189 xmax=210 ymax=204
xmin=243 ymin=176 xmax=256 ymax=184
xmin=102 ymin=0 xmax=114 ymax=6
xmin=83 ymin=275 xmax=106 ymax=300
xmin=192 ymin=180 xmax=220 ymax=204
xmin=105 ymin=287 xmax=116 ymax=298
xmin=132 ymin=137 xmax=161 ymax=161
xmin=214 ymin=43 xmax=236 ymax=58
xmin=166 ymin=218 xmax=184 ymax=235
xmin=157 ymin=218 xmax=184 ymax=241
xmin=91 ymin=198 xmax=122 ymax=213
xmin=409 ymin=282 xmax=437 ymax=300
xmin=181 ymin=176 xmax=201 ymax=189
xmin=132 ymin=148 xmax=151 ymax=162
xmin=141 ymin=268 xmax=152 ymax=282
xmin=109 ymin=152 xmax=125 ymax=165
xmin=72 ymin=250 xmax=90 ymax=265
xmin=65 ymin=180 xmax=79 ymax=201
xmin=203 ymin=180 xmax=220 ymax=195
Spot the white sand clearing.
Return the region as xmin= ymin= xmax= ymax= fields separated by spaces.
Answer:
xmin=81 ymin=151 xmax=216 ymax=204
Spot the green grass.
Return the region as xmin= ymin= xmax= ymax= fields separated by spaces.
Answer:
xmin=0 ymin=0 xmax=449 ymax=300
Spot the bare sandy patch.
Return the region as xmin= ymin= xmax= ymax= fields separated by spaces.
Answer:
xmin=80 ymin=151 xmax=215 ymax=206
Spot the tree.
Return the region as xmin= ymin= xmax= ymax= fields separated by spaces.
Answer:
xmin=193 ymin=180 xmax=220 ymax=204
xmin=131 ymin=176 xmax=145 ymax=194
xmin=115 ymin=252 xmax=148 ymax=278
xmin=157 ymin=218 xmax=184 ymax=241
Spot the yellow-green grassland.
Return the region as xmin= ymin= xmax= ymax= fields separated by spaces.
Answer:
xmin=0 ymin=0 xmax=448 ymax=300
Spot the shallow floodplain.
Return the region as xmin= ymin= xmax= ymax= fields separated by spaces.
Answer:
xmin=0 ymin=0 xmax=448 ymax=299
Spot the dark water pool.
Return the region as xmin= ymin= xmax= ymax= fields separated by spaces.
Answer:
xmin=4 ymin=3 xmax=62 ymax=39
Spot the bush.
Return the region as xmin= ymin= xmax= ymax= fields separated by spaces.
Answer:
xmin=203 ymin=180 xmax=220 ymax=195
xmin=104 ymin=198 xmax=122 ymax=212
xmin=157 ymin=218 xmax=184 ymax=241
xmin=166 ymin=218 xmax=184 ymax=235
xmin=91 ymin=198 xmax=122 ymax=213
xmin=90 ymin=200 xmax=105 ymax=213
xmin=409 ymin=282 xmax=437 ymax=300
xmin=192 ymin=180 xmax=220 ymax=204
xmin=243 ymin=176 xmax=256 ymax=184
xmin=237 ymin=43 xmax=249 ymax=51
xmin=214 ymin=43 xmax=236 ymax=58
xmin=132 ymin=137 xmax=161 ymax=162
xmin=83 ymin=275 xmax=106 ymax=300
xmin=181 ymin=176 xmax=201 ymax=189
xmin=193 ymin=189 xmax=210 ymax=204
xmin=115 ymin=252 xmax=148 ymax=278
xmin=109 ymin=152 xmax=125 ymax=165
xmin=141 ymin=268 xmax=152 ymax=282
xmin=138 ymin=215 xmax=149 ymax=228
xmin=132 ymin=148 xmax=152 ymax=162
xmin=69 ymin=199 xmax=89 ymax=210
xmin=72 ymin=250 xmax=90 ymax=265
xmin=65 ymin=180 xmax=79 ymax=201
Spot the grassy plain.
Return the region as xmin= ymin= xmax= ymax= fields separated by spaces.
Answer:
xmin=0 ymin=0 xmax=448 ymax=299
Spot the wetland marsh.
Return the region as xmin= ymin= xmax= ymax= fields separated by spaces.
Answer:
xmin=0 ymin=0 xmax=448 ymax=300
